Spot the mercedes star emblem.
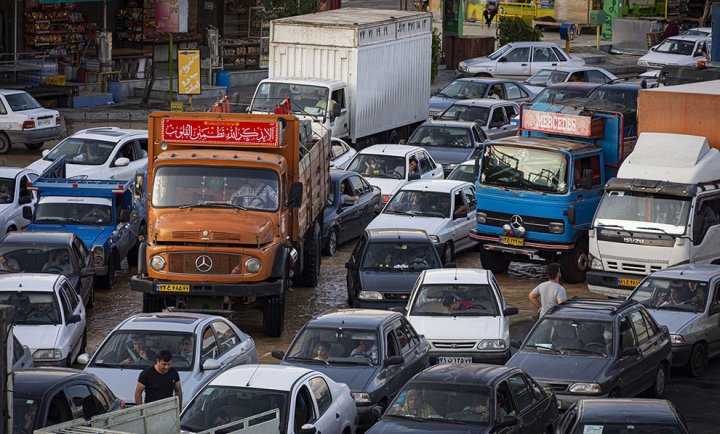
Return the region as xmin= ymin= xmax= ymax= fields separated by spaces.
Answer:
xmin=195 ymin=255 xmax=213 ymax=272
xmin=510 ymin=215 xmax=523 ymax=229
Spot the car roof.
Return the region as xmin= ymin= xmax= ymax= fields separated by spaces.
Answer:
xmin=209 ymin=364 xmax=315 ymax=391
xmin=578 ymin=399 xmax=680 ymax=424
xmin=329 ymin=170 xmax=354 ymax=181
xmin=70 ymin=127 xmax=147 ymax=142
xmin=0 ymin=167 xmax=30 ymax=178
xmin=359 ymin=144 xmax=425 ymax=157
xmin=544 ymin=82 xmax=604 ymax=91
xmin=665 ymin=34 xmax=710 ymax=41
xmin=507 ymin=41 xmax=562 ymax=48
xmin=647 ymin=263 xmax=720 ymax=281
xmin=419 ymin=119 xmax=479 ymax=129
xmin=545 ymin=297 xmax=638 ymax=320
xmin=0 ymin=273 xmax=61 ymax=290
xmin=593 ymin=83 xmax=642 ymax=91
xmin=14 ymin=368 xmax=94 ymax=396
xmin=118 ymin=312 xmax=219 ymax=332
xmin=399 ymin=179 xmax=473 ymax=193
xmin=420 ymin=268 xmax=491 ymax=285
xmin=454 ymin=77 xmax=513 ymax=85
xmin=308 ymin=308 xmax=401 ymax=328
xmin=439 ymin=98 xmax=507 ymax=108
xmin=0 ymin=89 xmax=30 ymax=96
xmin=413 ymin=363 xmax=520 ymax=385
xmin=489 ymin=136 xmax=598 ymax=156
xmin=2 ymin=231 xmax=75 ymax=245
xmin=365 ymin=228 xmax=432 ymax=242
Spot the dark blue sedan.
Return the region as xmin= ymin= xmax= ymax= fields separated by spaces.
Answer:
xmin=429 ymin=78 xmax=535 ymax=117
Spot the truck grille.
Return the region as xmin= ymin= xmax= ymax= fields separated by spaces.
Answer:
xmin=604 ymin=255 xmax=666 ymax=274
xmin=167 ymin=252 xmax=243 ymax=275
xmin=172 ymin=231 xmax=246 ymax=242
xmin=432 ymin=341 xmax=476 ymax=350
xmin=480 ymin=210 xmax=555 ymax=234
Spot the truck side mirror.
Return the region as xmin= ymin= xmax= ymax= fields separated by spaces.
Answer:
xmin=22 ymin=206 xmax=32 ymax=220
xmin=582 ymin=168 xmax=594 ymax=190
xmin=134 ymin=172 xmax=144 ymax=199
xmin=288 ymin=182 xmax=303 ymax=208
xmin=118 ymin=209 xmax=131 ymax=223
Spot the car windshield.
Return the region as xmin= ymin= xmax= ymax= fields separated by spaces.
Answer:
xmin=587 ymin=87 xmax=638 ymax=110
xmin=572 ymin=423 xmax=683 ymax=434
xmin=0 ymin=246 xmax=76 ymax=276
xmin=533 ymin=88 xmax=587 ymax=104
xmin=655 ymin=39 xmax=696 ymax=55
xmin=631 ymin=278 xmax=708 ymax=313
xmin=438 ymin=105 xmax=490 ymax=126
xmin=287 ymin=327 xmax=381 ymax=366
xmin=35 ymin=198 xmax=113 ymax=226
xmin=448 ymin=164 xmax=476 ymax=182
xmin=409 ymin=126 xmax=472 ymax=148
xmin=524 ymin=318 xmax=614 ymax=357
xmin=595 ymin=191 xmax=691 ymax=235
xmin=409 ymin=284 xmax=500 ymax=316
xmin=0 ymin=291 xmax=61 ymax=325
xmin=362 ymin=241 xmax=440 ymax=272
xmin=386 ymin=383 xmax=491 ymax=426
xmin=5 ymin=92 xmax=42 ymax=111
xmin=0 ymin=178 xmax=14 ymax=204
xmin=180 ymin=385 xmax=288 ymax=433
xmin=346 ymin=154 xmax=406 ymax=180
xmin=487 ymin=45 xmax=512 ymax=60
xmin=14 ymin=396 xmax=40 ymax=431
xmin=251 ymin=81 xmax=329 ymax=116
xmin=44 ymin=138 xmax=115 ymax=165
xmin=481 ymin=144 xmax=569 ymax=193
xmin=91 ymin=330 xmax=195 ymax=370
xmin=152 ymin=165 xmax=280 ymax=211
xmin=438 ymin=81 xmax=488 ymax=99
xmin=384 ymin=190 xmax=450 ymax=218
xmin=326 ymin=181 xmax=337 ymax=207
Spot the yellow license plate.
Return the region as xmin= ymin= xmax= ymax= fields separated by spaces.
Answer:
xmin=500 ymin=236 xmax=524 ymax=246
xmin=156 ymin=284 xmax=190 ymax=293
xmin=619 ymin=278 xmax=641 ymax=287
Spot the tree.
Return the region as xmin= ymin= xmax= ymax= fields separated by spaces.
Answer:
xmin=258 ymin=0 xmax=320 ymax=20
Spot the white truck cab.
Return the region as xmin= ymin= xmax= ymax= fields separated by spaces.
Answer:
xmin=587 ymin=133 xmax=720 ymax=296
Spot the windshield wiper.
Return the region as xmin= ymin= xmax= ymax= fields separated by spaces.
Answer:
xmin=91 ymin=361 xmax=119 ymax=368
xmin=520 ymin=179 xmax=549 ymax=195
xmin=437 ymin=91 xmax=452 ymax=98
xmin=180 ymin=201 xmax=247 ymax=210
xmin=287 ymin=356 xmax=329 ymax=366
xmin=524 ymin=344 xmax=564 ymax=355
xmin=386 ymin=414 xmax=429 ymax=423
xmin=327 ymin=358 xmax=373 ymax=366
xmin=561 ymin=347 xmax=607 ymax=357
xmin=595 ymin=223 xmax=624 ymax=229
xmin=636 ymin=226 xmax=673 ymax=236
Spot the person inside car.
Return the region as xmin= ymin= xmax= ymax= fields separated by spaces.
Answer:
xmin=78 ymin=144 xmax=106 ymax=164
xmin=0 ymin=254 xmax=20 ymax=272
xmin=350 ymin=339 xmax=378 ymax=363
xmin=397 ymin=389 xmax=439 ymax=418
xmin=123 ymin=335 xmax=156 ymax=364
xmin=42 ymin=250 xmax=73 ymax=275
xmin=339 ymin=182 xmax=359 ymax=205
xmin=314 ymin=342 xmax=330 ymax=361
xmin=83 ymin=205 xmax=112 ymax=224
xmin=0 ymin=182 xmax=12 ymax=203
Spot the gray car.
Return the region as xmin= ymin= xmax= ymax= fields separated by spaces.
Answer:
xmin=435 ymin=99 xmax=519 ymax=141
xmin=407 ymin=120 xmax=487 ymax=176
xmin=507 ymin=298 xmax=672 ymax=410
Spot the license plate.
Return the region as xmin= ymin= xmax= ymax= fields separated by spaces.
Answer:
xmin=618 ymin=278 xmax=641 ymax=287
xmin=499 ymin=236 xmax=524 ymax=246
xmin=436 ymin=356 xmax=473 ymax=364
xmin=38 ymin=118 xmax=52 ymax=127
xmin=156 ymin=283 xmax=190 ymax=293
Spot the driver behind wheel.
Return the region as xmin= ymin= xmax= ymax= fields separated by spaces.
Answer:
xmin=41 ymin=250 xmax=73 ymax=275
xmin=178 ymin=337 xmax=193 ymax=361
xmin=231 ymin=177 xmax=278 ymax=210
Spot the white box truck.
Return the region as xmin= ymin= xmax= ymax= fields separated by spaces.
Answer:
xmin=249 ymin=8 xmax=432 ymax=146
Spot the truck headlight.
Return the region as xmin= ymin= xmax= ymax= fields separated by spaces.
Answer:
xmin=150 ymin=255 xmax=166 ymax=271
xmin=548 ymin=222 xmax=565 ymax=234
xmin=33 ymin=349 xmax=62 ymax=360
xmin=428 ymin=235 xmax=440 ymax=243
xmin=245 ymin=258 xmax=262 ymax=273
xmin=589 ymin=254 xmax=603 ymax=271
xmin=92 ymin=245 xmax=105 ymax=266
xmin=568 ymin=383 xmax=602 ymax=394
xmin=477 ymin=212 xmax=487 ymax=224
xmin=477 ymin=339 xmax=506 ymax=350
xmin=358 ymin=291 xmax=383 ymax=300
xmin=351 ymin=392 xmax=372 ymax=403
xmin=670 ymin=334 xmax=684 ymax=345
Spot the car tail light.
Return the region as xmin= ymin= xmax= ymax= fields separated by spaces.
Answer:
xmin=55 ymin=115 xmax=61 ymax=125
xmin=381 ymin=194 xmax=392 ymax=203
xmin=22 ymin=120 xmax=35 ymax=130
xmin=119 ymin=400 xmax=127 ymax=409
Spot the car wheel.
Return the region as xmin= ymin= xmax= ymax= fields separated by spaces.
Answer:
xmin=480 ymin=250 xmax=510 ymax=273
xmin=443 ymin=242 xmax=454 ymax=264
xmin=323 ymin=228 xmax=338 ymax=257
xmin=96 ymin=252 xmax=117 ymax=289
xmin=685 ymin=343 xmax=707 ymax=377
xmin=648 ymin=364 xmax=667 ymax=398
xmin=24 ymin=142 xmax=45 ymax=150
xmin=0 ymin=132 xmax=10 ymax=154
xmin=87 ymin=286 xmax=95 ymax=308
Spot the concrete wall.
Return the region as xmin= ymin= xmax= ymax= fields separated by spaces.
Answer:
xmin=555 ymin=0 xmax=590 ymax=23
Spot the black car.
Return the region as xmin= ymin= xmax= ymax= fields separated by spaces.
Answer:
xmin=322 ymin=170 xmax=381 ymax=256
xmin=507 ymin=298 xmax=672 ymax=410
xmin=407 ymin=120 xmax=487 ymax=177
xmin=0 ymin=231 xmax=95 ymax=307
xmin=13 ymin=368 xmax=123 ymax=433
xmin=367 ymin=363 xmax=559 ymax=434
xmin=558 ymin=398 xmax=689 ymax=433
xmin=273 ymin=308 xmax=430 ymax=431
xmin=345 ymin=228 xmax=444 ymax=309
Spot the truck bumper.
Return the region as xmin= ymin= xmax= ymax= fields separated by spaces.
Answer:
xmin=6 ymin=124 xmax=65 ymax=143
xmin=429 ymin=349 xmax=510 ymax=365
xmin=130 ymin=275 xmax=283 ymax=298
xmin=471 ymin=230 xmax=572 ymax=257
xmin=94 ymin=265 xmax=109 ymax=276
xmin=587 ymin=270 xmax=643 ymax=296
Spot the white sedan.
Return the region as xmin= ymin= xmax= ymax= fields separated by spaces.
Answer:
xmin=457 ymin=42 xmax=585 ymax=77
xmin=330 ymin=137 xmax=357 ymax=170
xmin=180 ymin=364 xmax=357 ymax=434
xmin=0 ymin=167 xmax=38 ymax=233
xmin=523 ymin=66 xmax=617 ymax=93
xmin=367 ymin=180 xmax=477 ymax=263
xmin=0 ymin=89 xmax=65 ymax=153
xmin=0 ymin=273 xmax=86 ymax=366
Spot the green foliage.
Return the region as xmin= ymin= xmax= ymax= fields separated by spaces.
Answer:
xmin=258 ymin=0 xmax=319 ymax=20
xmin=497 ymin=16 xmax=542 ymax=47
xmin=431 ymin=28 xmax=441 ymax=84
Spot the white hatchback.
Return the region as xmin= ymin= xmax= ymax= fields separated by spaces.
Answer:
xmin=0 ymin=167 xmax=39 ymax=233
xmin=638 ymin=34 xmax=712 ymax=68
xmin=0 ymin=273 xmax=86 ymax=367
xmin=404 ymin=268 xmax=518 ymax=365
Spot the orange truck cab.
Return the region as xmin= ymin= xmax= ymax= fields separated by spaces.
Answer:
xmin=131 ymin=112 xmax=329 ymax=336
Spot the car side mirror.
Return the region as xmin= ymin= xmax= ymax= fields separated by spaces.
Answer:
xmin=271 ymin=349 xmax=285 ymax=360
xmin=67 ymin=314 xmax=81 ymax=325
xmin=114 ymin=157 xmax=130 ymax=167
xmin=345 ymin=261 xmax=357 ymax=270
xmin=651 ymin=47 xmax=656 ymax=51
xmin=202 ymin=359 xmax=222 ymax=371
xmin=454 ymin=210 xmax=467 ymax=219
xmin=567 ymin=205 xmax=576 ymax=225
xmin=503 ymin=307 xmax=519 ymax=316
xmin=709 ymin=301 xmax=720 ymax=316
xmin=22 ymin=206 xmax=32 ymax=220
xmin=385 ymin=355 xmax=404 ymax=367
xmin=298 ymin=424 xmax=317 ymax=434
xmin=118 ymin=209 xmax=131 ymax=223
xmin=77 ymin=353 xmax=90 ymax=365
xmin=582 ymin=168 xmax=594 ymax=190
xmin=498 ymin=57 xmax=507 ymax=63
xmin=288 ymin=182 xmax=303 ymax=209
xmin=496 ymin=415 xmax=521 ymax=428
xmin=399 ymin=139 xmax=407 ymax=145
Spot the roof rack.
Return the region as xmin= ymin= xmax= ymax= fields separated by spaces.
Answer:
xmin=550 ymin=297 xmax=637 ymax=315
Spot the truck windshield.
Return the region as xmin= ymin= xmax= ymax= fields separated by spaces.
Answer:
xmin=346 ymin=154 xmax=406 ymax=179
xmin=252 ymin=82 xmax=330 ymax=116
xmin=630 ymin=277 xmax=708 ymax=313
xmin=481 ymin=144 xmax=569 ymax=193
xmin=0 ymin=291 xmax=61 ymax=325
xmin=286 ymin=327 xmax=380 ymax=366
xmin=35 ymin=197 xmax=113 ymax=225
xmin=152 ymin=166 xmax=280 ymax=212
xmin=409 ymin=284 xmax=499 ymax=316
xmin=595 ymin=191 xmax=691 ymax=234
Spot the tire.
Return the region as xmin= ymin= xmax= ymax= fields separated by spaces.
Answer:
xmin=142 ymin=293 xmax=164 ymax=313
xmin=79 ymin=328 xmax=87 ymax=355
xmin=443 ymin=242 xmax=454 ymax=265
xmin=559 ymin=237 xmax=589 ymax=284
xmin=263 ymin=291 xmax=286 ymax=337
xmin=294 ymin=222 xmax=321 ymax=287
xmin=24 ymin=142 xmax=44 ymax=150
xmin=323 ymin=228 xmax=338 ymax=257
xmin=480 ymin=249 xmax=510 ymax=274
xmin=127 ymin=223 xmax=146 ymax=267
xmin=648 ymin=364 xmax=667 ymax=398
xmin=685 ymin=343 xmax=707 ymax=377
xmin=87 ymin=286 xmax=94 ymax=308
xmin=95 ymin=252 xmax=117 ymax=289
xmin=0 ymin=132 xmax=10 ymax=154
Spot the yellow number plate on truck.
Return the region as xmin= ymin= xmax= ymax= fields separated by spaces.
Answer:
xmin=156 ymin=284 xmax=190 ymax=293
xmin=618 ymin=278 xmax=641 ymax=287
xmin=500 ymin=236 xmax=524 ymax=246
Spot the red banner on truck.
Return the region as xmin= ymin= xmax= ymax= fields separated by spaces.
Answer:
xmin=522 ymin=109 xmax=603 ymax=138
xmin=160 ymin=118 xmax=280 ymax=146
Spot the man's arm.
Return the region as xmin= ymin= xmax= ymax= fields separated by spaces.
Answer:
xmin=134 ymin=382 xmax=145 ymax=405
xmin=556 ymin=286 xmax=568 ymax=305
xmin=528 ymin=287 xmax=542 ymax=311
xmin=174 ymin=381 xmax=183 ymax=409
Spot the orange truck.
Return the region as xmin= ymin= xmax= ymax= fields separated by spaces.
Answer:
xmin=130 ymin=112 xmax=329 ymax=336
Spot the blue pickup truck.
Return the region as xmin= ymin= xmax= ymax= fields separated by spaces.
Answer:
xmin=24 ymin=168 xmax=146 ymax=289
xmin=469 ymin=102 xmax=635 ymax=282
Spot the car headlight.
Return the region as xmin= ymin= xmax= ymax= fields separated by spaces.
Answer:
xmin=245 ymin=258 xmax=262 ymax=273
xmin=670 ymin=334 xmax=685 ymax=345
xmin=477 ymin=339 xmax=506 ymax=350
xmin=33 ymin=349 xmax=62 ymax=360
xmin=477 ymin=212 xmax=487 ymax=224
xmin=352 ymin=392 xmax=372 ymax=403
xmin=428 ymin=235 xmax=440 ymax=243
xmin=568 ymin=383 xmax=602 ymax=394
xmin=589 ymin=254 xmax=603 ymax=271
xmin=638 ymin=60 xmax=648 ymax=66
xmin=548 ymin=222 xmax=565 ymax=234
xmin=150 ymin=255 xmax=166 ymax=271
xmin=358 ymin=291 xmax=383 ymax=300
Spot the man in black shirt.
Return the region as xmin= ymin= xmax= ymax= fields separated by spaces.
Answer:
xmin=134 ymin=350 xmax=183 ymax=409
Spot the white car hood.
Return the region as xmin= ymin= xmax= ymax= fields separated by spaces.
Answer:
xmin=409 ymin=315 xmax=504 ymax=340
xmin=85 ymin=366 xmax=199 ymax=406
xmin=14 ymin=324 xmax=61 ymax=352
xmin=639 ymin=51 xmax=697 ymax=66
xmin=27 ymin=159 xmax=101 ymax=179
xmin=365 ymin=177 xmax=405 ymax=196
xmin=367 ymin=213 xmax=445 ymax=235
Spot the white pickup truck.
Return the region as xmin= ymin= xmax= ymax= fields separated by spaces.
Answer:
xmin=0 ymin=89 xmax=64 ymax=153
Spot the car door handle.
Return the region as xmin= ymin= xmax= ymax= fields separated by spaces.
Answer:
xmin=336 ymin=413 xmax=340 ymax=420
xmin=521 ymin=63 xmax=528 ymax=66
xmin=551 ymin=63 xmax=557 ymax=66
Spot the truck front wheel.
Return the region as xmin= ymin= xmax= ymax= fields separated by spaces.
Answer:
xmin=263 ymin=293 xmax=286 ymax=337
xmin=480 ymin=250 xmax=510 ymax=274
xmin=294 ymin=222 xmax=321 ymax=287
xmin=559 ymin=238 xmax=589 ymax=284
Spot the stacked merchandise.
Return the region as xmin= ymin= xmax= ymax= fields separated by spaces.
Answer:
xmin=16 ymin=59 xmax=59 ymax=85
xmin=24 ymin=3 xmax=93 ymax=67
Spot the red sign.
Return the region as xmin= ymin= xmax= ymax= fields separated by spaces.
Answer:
xmin=160 ymin=118 xmax=279 ymax=146
xmin=522 ymin=109 xmax=596 ymax=138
